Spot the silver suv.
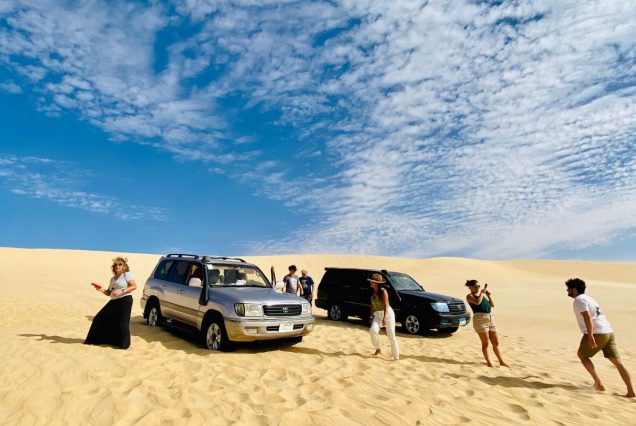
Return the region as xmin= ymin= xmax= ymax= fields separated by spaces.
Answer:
xmin=140 ymin=254 xmax=314 ymax=351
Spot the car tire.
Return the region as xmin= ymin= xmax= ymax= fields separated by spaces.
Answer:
xmin=201 ymin=317 xmax=232 ymax=351
xmin=403 ymin=312 xmax=423 ymax=335
xmin=288 ymin=336 xmax=303 ymax=344
xmin=146 ymin=301 xmax=163 ymax=327
xmin=443 ymin=327 xmax=459 ymax=334
xmin=328 ymin=303 xmax=347 ymax=321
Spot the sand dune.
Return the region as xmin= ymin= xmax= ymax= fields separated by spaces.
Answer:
xmin=0 ymin=247 xmax=635 ymax=425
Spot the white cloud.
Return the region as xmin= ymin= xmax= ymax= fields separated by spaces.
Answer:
xmin=0 ymin=80 xmax=21 ymax=93
xmin=0 ymin=154 xmax=168 ymax=221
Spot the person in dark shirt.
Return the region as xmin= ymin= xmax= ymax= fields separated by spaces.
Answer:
xmin=299 ymin=269 xmax=315 ymax=305
xmin=465 ymin=279 xmax=508 ymax=368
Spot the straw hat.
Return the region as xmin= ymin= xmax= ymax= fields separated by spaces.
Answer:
xmin=368 ymin=273 xmax=386 ymax=284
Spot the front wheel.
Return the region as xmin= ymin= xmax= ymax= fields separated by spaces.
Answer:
xmin=442 ymin=326 xmax=459 ymax=334
xmin=201 ymin=318 xmax=232 ymax=351
xmin=328 ymin=303 xmax=347 ymax=321
xmin=403 ymin=312 xmax=423 ymax=335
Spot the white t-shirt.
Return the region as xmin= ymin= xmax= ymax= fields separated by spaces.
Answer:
xmin=573 ymin=294 xmax=612 ymax=334
xmin=109 ymin=272 xmax=134 ymax=300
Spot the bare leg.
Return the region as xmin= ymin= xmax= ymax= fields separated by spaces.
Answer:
xmin=608 ymin=357 xmax=635 ymax=398
xmin=577 ymin=351 xmax=605 ymax=391
xmin=489 ymin=331 xmax=509 ymax=367
xmin=478 ymin=332 xmax=493 ymax=367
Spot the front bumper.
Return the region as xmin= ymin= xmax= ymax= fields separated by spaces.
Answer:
xmin=435 ymin=313 xmax=471 ymax=328
xmin=225 ymin=315 xmax=315 ymax=342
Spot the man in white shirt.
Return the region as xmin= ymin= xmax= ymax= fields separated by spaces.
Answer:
xmin=566 ymin=278 xmax=634 ymax=398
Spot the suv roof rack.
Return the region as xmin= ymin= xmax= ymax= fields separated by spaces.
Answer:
xmin=166 ymin=253 xmax=200 ymax=259
xmin=201 ymin=255 xmax=247 ymax=263
xmin=324 ymin=267 xmax=385 ymax=272
xmin=165 ymin=254 xmax=248 ymax=263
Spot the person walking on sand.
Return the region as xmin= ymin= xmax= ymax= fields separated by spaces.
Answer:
xmin=85 ymin=257 xmax=137 ymax=349
xmin=565 ymin=278 xmax=634 ymax=397
xmin=369 ymin=273 xmax=399 ymax=361
xmin=465 ymin=280 xmax=508 ymax=367
xmin=283 ymin=265 xmax=302 ymax=297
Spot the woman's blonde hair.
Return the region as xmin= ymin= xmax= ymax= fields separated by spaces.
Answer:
xmin=111 ymin=257 xmax=130 ymax=274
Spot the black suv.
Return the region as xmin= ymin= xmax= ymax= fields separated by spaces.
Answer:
xmin=315 ymin=268 xmax=470 ymax=334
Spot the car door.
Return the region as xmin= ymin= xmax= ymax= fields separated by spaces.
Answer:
xmin=164 ymin=260 xmax=190 ymax=322
xmin=347 ymin=270 xmax=372 ymax=318
xmin=173 ymin=262 xmax=205 ymax=326
xmin=150 ymin=259 xmax=177 ymax=318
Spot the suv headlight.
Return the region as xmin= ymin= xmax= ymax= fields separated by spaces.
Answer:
xmin=301 ymin=302 xmax=310 ymax=314
xmin=235 ymin=303 xmax=262 ymax=317
xmin=430 ymin=302 xmax=449 ymax=313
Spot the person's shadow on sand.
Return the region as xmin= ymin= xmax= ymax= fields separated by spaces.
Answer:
xmin=446 ymin=373 xmax=580 ymax=391
xmin=19 ymin=333 xmax=84 ymax=344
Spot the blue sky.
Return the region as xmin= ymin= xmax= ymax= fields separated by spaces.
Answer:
xmin=0 ymin=0 xmax=635 ymax=260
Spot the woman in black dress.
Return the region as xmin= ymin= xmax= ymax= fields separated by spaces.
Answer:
xmin=85 ymin=257 xmax=137 ymax=349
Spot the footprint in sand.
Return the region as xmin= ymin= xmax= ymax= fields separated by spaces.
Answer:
xmin=507 ymin=403 xmax=530 ymax=420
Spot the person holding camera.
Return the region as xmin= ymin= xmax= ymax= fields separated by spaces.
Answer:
xmin=465 ymin=279 xmax=508 ymax=367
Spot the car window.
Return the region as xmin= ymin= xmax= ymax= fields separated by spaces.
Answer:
xmin=341 ymin=270 xmax=359 ymax=287
xmin=167 ymin=260 xmax=190 ymax=285
xmin=321 ymin=270 xmax=340 ymax=286
xmin=207 ymin=264 xmax=270 ymax=288
xmin=154 ymin=260 xmax=174 ymax=280
xmin=356 ymin=271 xmax=373 ymax=291
xmin=389 ymin=273 xmax=424 ymax=291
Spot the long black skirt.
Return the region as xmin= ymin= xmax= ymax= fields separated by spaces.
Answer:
xmin=84 ymin=296 xmax=133 ymax=349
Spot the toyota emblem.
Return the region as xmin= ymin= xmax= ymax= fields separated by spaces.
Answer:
xmin=282 ymin=306 xmax=289 ymax=313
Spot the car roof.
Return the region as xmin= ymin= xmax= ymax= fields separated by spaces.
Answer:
xmin=323 ymin=267 xmax=403 ymax=275
xmin=162 ymin=253 xmax=256 ymax=267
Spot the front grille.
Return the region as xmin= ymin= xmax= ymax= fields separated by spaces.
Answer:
xmin=263 ymin=304 xmax=302 ymax=316
xmin=448 ymin=302 xmax=466 ymax=313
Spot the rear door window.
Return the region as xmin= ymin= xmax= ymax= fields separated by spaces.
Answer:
xmin=167 ymin=260 xmax=190 ymax=285
xmin=154 ymin=260 xmax=174 ymax=280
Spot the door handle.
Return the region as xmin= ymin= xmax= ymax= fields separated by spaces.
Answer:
xmin=162 ymin=285 xmax=167 ymax=289
xmin=177 ymin=290 xmax=184 ymax=295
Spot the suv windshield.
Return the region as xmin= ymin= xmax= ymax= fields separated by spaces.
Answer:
xmin=389 ymin=273 xmax=424 ymax=291
xmin=206 ymin=264 xmax=270 ymax=288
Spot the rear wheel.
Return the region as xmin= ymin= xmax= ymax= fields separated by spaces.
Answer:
xmin=403 ymin=312 xmax=423 ymax=335
xmin=328 ymin=303 xmax=347 ymax=321
xmin=145 ymin=301 xmax=163 ymax=327
xmin=201 ymin=317 xmax=232 ymax=351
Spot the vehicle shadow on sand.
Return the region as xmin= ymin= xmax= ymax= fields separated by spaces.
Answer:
xmin=130 ymin=316 xmax=306 ymax=355
xmin=313 ymin=316 xmax=455 ymax=339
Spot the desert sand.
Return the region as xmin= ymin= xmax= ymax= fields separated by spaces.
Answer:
xmin=0 ymin=247 xmax=635 ymax=425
